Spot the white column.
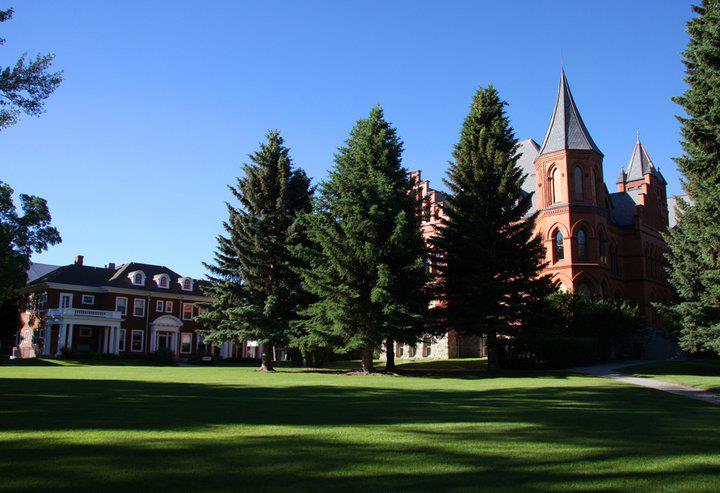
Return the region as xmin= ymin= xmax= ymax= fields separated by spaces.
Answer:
xmin=66 ymin=324 xmax=74 ymax=351
xmin=113 ymin=326 xmax=121 ymax=355
xmin=42 ymin=325 xmax=51 ymax=356
xmin=56 ymin=324 xmax=67 ymax=356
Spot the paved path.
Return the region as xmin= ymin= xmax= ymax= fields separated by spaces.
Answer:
xmin=570 ymin=360 xmax=720 ymax=406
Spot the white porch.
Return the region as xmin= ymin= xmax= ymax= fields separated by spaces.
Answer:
xmin=43 ymin=308 xmax=123 ymax=357
xmin=150 ymin=315 xmax=183 ymax=355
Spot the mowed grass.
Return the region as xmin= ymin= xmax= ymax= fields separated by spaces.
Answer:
xmin=622 ymin=359 xmax=720 ymax=393
xmin=1 ymin=360 xmax=720 ymax=492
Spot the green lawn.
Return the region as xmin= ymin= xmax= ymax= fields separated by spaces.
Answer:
xmin=1 ymin=360 xmax=719 ymax=492
xmin=622 ymin=359 xmax=720 ymax=393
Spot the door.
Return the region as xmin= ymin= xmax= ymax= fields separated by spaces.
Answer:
xmin=157 ymin=333 xmax=170 ymax=349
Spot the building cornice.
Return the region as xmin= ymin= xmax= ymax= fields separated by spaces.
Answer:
xmin=21 ymin=282 xmax=210 ymax=302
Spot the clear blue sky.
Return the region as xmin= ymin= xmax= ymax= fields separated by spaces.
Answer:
xmin=1 ymin=1 xmax=693 ymax=278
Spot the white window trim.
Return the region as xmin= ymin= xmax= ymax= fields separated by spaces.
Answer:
xmin=156 ymin=300 xmax=164 ymax=312
xmin=59 ymin=292 xmax=73 ymax=309
xmin=179 ymin=277 xmax=193 ymax=292
xmin=81 ymin=294 xmax=95 ymax=305
xmin=118 ymin=329 xmax=126 ymax=352
xmin=154 ymin=273 xmax=170 ymax=289
xmin=115 ymin=296 xmax=128 ymax=316
xmin=165 ymin=301 xmax=173 ymax=313
xmin=180 ymin=333 xmax=192 ymax=354
xmin=133 ymin=298 xmax=146 ymax=318
xmin=129 ymin=270 xmax=146 ymax=286
xmin=182 ymin=303 xmax=194 ymax=321
xmin=79 ymin=327 xmax=92 ymax=337
xmin=130 ymin=329 xmax=144 ymax=352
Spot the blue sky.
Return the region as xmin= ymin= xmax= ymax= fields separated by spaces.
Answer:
xmin=1 ymin=1 xmax=693 ymax=278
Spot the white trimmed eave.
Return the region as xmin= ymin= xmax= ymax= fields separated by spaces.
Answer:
xmin=22 ymin=282 xmax=210 ymax=302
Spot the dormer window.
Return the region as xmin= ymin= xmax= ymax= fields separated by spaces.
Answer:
xmin=179 ymin=277 xmax=193 ymax=291
xmin=154 ymin=273 xmax=170 ymax=289
xmin=128 ymin=270 xmax=146 ymax=286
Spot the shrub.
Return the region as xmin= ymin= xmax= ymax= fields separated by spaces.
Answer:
xmin=500 ymin=292 xmax=647 ymax=369
xmin=148 ymin=348 xmax=176 ymax=364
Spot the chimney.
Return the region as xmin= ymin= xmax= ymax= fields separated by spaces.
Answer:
xmin=74 ymin=255 xmax=84 ymax=266
xmin=107 ymin=262 xmax=116 ymax=270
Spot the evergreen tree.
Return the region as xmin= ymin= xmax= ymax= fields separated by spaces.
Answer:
xmin=297 ymin=106 xmax=429 ymax=373
xmin=663 ymin=1 xmax=720 ymax=354
xmin=198 ymin=131 xmax=313 ymax=371
xmin=432 ymin=86 xmax=554 ymax=370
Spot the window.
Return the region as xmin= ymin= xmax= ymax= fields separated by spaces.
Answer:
xmin=115 ymin=297 xmax=128 ymax=316
xmin=156 ymin=300 xmax=164 ymax=312
xmin=554 ymin=231 xmax=564 ymax=261
xmin=180 ymin=333 xmax=192 ymax=354
xmin=179 ymin=277 xmax=193 ymax=291
xmin=573 ymin=166 xmax=583 ymax=201
xmin=423 ymin=338 xmax=432 ymax=357
xmin=197 ymin=334 xmax=207 ymax=353
xmin=118 ymin=329 xmax=126 ymax=352
xmin=551 ymin=167 xmax=561 ymax=204
xmin=130 ymin=330 xmax=144 ymax=352
xmin=577 ymin=229 xmax=587 ymax=260
xmin=182 ymin=303 xmax=193 ymax=320
xmin=129 ymin=271 xmax=146 ymax=286
xmin=79 ymin=327 xmax=92 ymax=337
xmin=155 ymin=274 xmax=169 ymax=288
xmin=81 ymin=294 xmax=95 ymax=305
xmin=590 ymin=169 xmax=597 ymax=204
xmin=598 ymin=230 xmax=606 ymax=262
xmin=165 ymin=301 xmax=173 ymax=313
xmin=59 ymin=293 xmax=73 ymax=309
xmin=133 ymin=298 xmax=146 ymax=317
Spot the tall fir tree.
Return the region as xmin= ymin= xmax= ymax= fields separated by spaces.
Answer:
xmin=297 ymin=106 xmax=430 ymax=373
xmin=198 ymin=131 xmax=313 ymax=371
xmin=663 ymin=1 xmax=720 ymax=354
xmin=432 ymin=86 xmax=554 ymax=370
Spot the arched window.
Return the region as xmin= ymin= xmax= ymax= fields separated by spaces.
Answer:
xmin=573 ymin=167 xmax=583 ymax=201
xmin=551 ymin=167 xmax=561 ymax=204
xmin=554 ymin=230 xmax=564 ymax=262
xmin=598 ymin=229 xmax=606 ymax=262
xmin=577 ymin=229 xmax=587 ymax=260
xmin=590 ymin=169 xmax=597 ymax=204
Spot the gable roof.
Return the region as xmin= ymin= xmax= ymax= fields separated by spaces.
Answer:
xmin=538 ymin=69 xmax=602 ymax=157
xmin=27 ymin=262 xmax=61 ymax=283
xmin=28 ymin=261 xmax=207 ymax=297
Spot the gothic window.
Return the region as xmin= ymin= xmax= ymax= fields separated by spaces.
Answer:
xmin=590 ymin=169 xmax=597 ymax=204
xmin=554 ymin=230 xmax=564 ymax=262
xmin=573 ymin=166 xmax=583 ymax=201
xmin=577 ymin=229 xmax=587 ymax=260
xmin=551 ymin=167 xmax=561 ymax=204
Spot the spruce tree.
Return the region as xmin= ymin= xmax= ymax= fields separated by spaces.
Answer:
xmin=297 ymin=106 xmax=429 ymax=373
xmin=664 ymin=1 xmax=720 ymax=354
xmin=198 ymin=131 xmax=313 ymax=371
xmin=432 ymin=86 xmax=554 ymax=370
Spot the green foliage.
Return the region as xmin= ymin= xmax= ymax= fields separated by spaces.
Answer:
xmin=0 ymin=8 xmax=63 ymax=130
xmin=431 ymin=85 xmax=554 ymax=368
xmin=0 ymin=181 xmax=61 ymax=304
xmin=296 ymin=106 xmax=430 ymax=369
xmin=197 ymin=131 xmax=313 ymax=366
xmin=664 ymin=1 xmax=720 ymax=354
xmin=501 ymin=292 xmax=647 ymax=369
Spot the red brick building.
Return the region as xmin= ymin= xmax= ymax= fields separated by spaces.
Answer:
xmin=15 ymin=256 xmax=262 ymax=360
xmin=403 ymin=71 xmax=676 ymax=359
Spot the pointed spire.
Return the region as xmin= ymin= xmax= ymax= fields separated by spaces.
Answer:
xmin=625 ymin=136 xmax=656 ymax=181
xmin=538 ymin=69 xmax=602 ymax=157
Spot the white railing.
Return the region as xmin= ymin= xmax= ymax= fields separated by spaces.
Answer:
xmin=46 ymin=308 xmax=123 ymax=320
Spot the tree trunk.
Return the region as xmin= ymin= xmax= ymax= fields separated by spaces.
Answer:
xmin=258 ymin=344 xmax=274 ymax=372
xmin=361 ymin=347 xmax=374 ymax=373
xmin=385 ymin=338 xmax=396 ymax=372
xmin=486 ymin=330 xmax=499 ymax=371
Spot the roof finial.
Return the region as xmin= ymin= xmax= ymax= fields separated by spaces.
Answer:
xmin=636 ymin=131 xmax=640 ymax=143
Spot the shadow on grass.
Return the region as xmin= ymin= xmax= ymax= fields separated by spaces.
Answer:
xmin=1 ymin=376 xmax=719 ymax=491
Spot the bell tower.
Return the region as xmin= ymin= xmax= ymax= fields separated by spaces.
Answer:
xmin=533 ymin=70 xmax=608 ymax=294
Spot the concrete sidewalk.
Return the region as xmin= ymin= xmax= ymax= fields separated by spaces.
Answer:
xmin=570 ymin=360 xmax=720 ymax=406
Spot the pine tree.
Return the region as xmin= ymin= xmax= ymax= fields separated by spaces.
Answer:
xmin=297 ymin=106 xmax=430 ymax=373
xmin=198 ymin=131 xmax=313 ymax=371
xmin=432 ymin=86 xmax=554 ymax=370
xmin=663 ymin=1 xmax=720 ymax=354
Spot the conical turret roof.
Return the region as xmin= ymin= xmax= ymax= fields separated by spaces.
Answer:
xmin=538 ymin=69 xmax=602 ymax=157
xmin=625 ymin=135 xmax=656 ymax=181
